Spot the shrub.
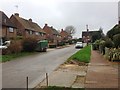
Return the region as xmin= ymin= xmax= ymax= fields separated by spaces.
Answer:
xmin=92 ymin=40 xmax=100 ymax=50
xmin=106 ymin=48 xmax=120 ymax=61
xmin=113 ymin=34 xmax=120 ymax=48
xmin=49 ymin=44 xmax=57 ymax=48
xmin=2 ymin=40 xmax=22 ymax=55
xmin=57 ymin=42 xmax=65 ymax=46
xmin=105 ymin=39 xmax=114 ymax=48
xmin=99 ymin=40 xmax=105 ymax=55
xmin=22 ymin=37 xmax=38 ymax=52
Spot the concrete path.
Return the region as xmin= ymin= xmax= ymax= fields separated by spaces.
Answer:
xmin=85 ymin=50 xmax=119 ymax=89
xmin=36 ymin=64 xmax=87 ymax=88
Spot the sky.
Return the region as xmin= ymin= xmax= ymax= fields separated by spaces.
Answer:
xmin=0 ymin=0 xmax=119 ymax=38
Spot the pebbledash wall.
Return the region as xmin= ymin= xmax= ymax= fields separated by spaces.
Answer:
xmin=0 ymin=11 xmax=2 ymax=89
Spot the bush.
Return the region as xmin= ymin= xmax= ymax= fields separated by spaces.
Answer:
xmin=107 ymin=25 xmax=120 ymax=40
xmin=105 ymin=39 xmax=114 ymax=48
xmin=2 ymin=40 xmax=22 ymax=55
xmin=57 ymin=42 xmax=65 ymax=46
xmin=22 ymin=37 xmax=38 ymax=52
xmin=113 ymin=34 xmax=120 ymax=48
xmin=92 ymin=40 xmax=100 ymax=50
xmin=106 ymin=48 xmax=120 ymax=61
xmin=99 ymin=40 xmax=105 ymax=55
xmin=49 ymin=44 xmax=57 ymax=48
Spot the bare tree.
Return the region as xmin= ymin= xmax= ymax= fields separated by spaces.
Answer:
xmin=65 ymin=25 xmax=76 ymax=36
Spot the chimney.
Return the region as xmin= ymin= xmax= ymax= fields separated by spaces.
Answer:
xmin=14 ymin=13 xmax=19 ymax=17
xmin=29 ymin=18 xmax=32 ymax=22
xmin=45 ymin=23 xmax=47 ymax=26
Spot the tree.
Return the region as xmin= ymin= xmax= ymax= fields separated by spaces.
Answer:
xmin=65 ymin=25 xmax=76 ymax=36
xmin=91 ymin=32 xmax=102 ymax=43
xmin=99 ymin=27 xmax=105 ymax=38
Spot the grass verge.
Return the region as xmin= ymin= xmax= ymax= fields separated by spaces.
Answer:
xmin=0 ymin=52 xmax=39 ymax=62
xmin=68 ymin=45 xmax=91 ymax=63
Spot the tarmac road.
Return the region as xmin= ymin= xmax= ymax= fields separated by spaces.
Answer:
xmin=2 ymin=45 xmax=78 ymax=88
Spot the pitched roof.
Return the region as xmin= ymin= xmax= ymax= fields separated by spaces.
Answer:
xmin=0 ymin=11 xmax=16 ymax=28
xmin=51 ymin=27 xmax=60 ymax=35
xmin=82 ymin=31 xmax=101 ymax=37
xmin=13 ymin=14 xmax=45 ymax=33
xmin=60 ymin=30 xmax=69 ymax=37
xmin=43 ymin=24 xmax=59 ymax=35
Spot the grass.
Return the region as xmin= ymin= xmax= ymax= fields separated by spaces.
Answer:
xmin=0 ymin=52 xmax=39 ymax=62
xmin=68 ymin=45 xmax=91 ymax=63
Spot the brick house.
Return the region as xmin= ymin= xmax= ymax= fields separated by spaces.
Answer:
xmin=43 ymin=24 xmax=61 ymax=46
xmin=60 ymin=29 xmax=72 ymax=42
xmin=0 ymin=11 xmax=17 ymax=41
xmin=10 ymin=13 xmax=46 ymax=40
xmin=82 ymin=30 xmax=101 ymax=43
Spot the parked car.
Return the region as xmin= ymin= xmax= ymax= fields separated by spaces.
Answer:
xmin=75 ymin=42 xmax=83 ymax=48
xmin=0 ymin=40 xmax=11 ymax=49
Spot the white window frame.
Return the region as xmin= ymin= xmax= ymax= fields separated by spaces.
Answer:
xmin=8 ymin=27 xmax=14 ymax=32
xmin=35 ymin=32 xmax=39 ymax=35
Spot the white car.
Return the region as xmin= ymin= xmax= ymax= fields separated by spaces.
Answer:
xmin=0 ymin=40 xmax=11 ymax=49
xmin=75 ymin=42 xmax=83 ymax=48
xmin=0 ymin=46 xmax=7 ymax=49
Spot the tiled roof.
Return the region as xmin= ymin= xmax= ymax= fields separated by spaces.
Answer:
xmin=14 ymin=15 xmax=45 ymax=33
xmin=43 ymin=24 xmax=59 ymax=35
xmin=51 ymin=28 xmax=60 ymax=35
xmin=0 ymin=11 xmax=16 ymax=28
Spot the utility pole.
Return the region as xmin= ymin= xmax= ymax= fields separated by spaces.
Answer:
xmin=86 ymin=24 xmax=89 ymax=46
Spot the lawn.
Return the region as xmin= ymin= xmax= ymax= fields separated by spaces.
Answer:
xmin=68 ymin=45 xmax=91 ymax=63
xmin=0 ymin=52 xmax=39 ymax=62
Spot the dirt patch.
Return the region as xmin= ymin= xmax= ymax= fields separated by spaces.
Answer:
xmin=71 ymin=75 xmax=85 ymax=88
xmin=66 ymin=60 xmax=88 ymax=66
xmin=35 ymin=61 xmax=88 ymax=88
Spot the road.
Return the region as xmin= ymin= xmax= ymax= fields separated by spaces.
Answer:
xmin=2 ymin=45 xmax=78 ymax=88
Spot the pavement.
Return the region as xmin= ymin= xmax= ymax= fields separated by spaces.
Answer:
xmin=36 ymin=64 xmax=87 ymax=88
xmin=85 ymin=50 xmax=119 ymax=89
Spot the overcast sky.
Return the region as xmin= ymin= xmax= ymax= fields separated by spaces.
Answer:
xmin=0 ymin=0 xmax=119 ymax=38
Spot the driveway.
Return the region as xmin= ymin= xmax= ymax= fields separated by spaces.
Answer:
xmin=2 ymin=45 xmax=78 ymax=88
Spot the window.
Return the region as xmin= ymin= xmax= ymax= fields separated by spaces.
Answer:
xmin=8 ymin=27 xmax=14 ymax=32
xmin=35 ymin=32 xmax=39 ymax=35
xmin=29 ymin=31 xmax=33 ymax=35
xmin=40 ymin=33 xmax=44 ymax=36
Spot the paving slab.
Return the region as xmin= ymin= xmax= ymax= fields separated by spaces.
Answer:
xmin=36 ymin=64 xmax=87 ymax=88
xmin=85 ymin=50 xmax=119 ymax=88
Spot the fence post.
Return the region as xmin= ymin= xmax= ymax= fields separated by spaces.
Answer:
xmin=26 ymin=76 xmax=28 ymax=90
xmin=46 ymin=73 xmax=48 ymax=87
